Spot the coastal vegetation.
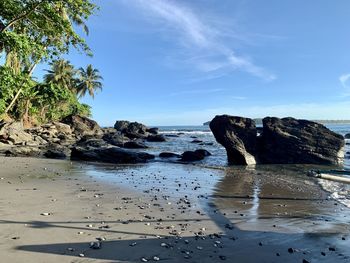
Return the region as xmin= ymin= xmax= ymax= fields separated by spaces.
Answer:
xmin=0 ymin=0 xmax=102 ymax=127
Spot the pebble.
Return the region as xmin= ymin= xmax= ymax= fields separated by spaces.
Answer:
xmin=40 ymin=212 xmax=51 ymax=216
xmin=90 ymin=241 xmax=101 ymax=249
xmin=141 ymin=257 xmax=148 ymax=262
xmin=79 ymin=253 xmax=85 ymax=257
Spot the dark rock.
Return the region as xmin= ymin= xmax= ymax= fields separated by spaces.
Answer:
xmin=159 ymin=152 xmax=181 ymax=158
xmin=102 ymin=127 xmax=117 ymax=134
xmin=114 ymin=120 xmax=149 ymax=139
xmin=71 ymin=146 xmax=155 ymax=164
xmin=259 ymin=117 xmax=344 ymax=165
xmin=345 ymin=133 xmax=350 ymax=139
xmin=102 ymin=132 xmax=128 ymax=147
xmin=195 ymin=149 xmax=211 ymax=156
xmin=123 ymin=141 xmax=148 ymax=149
xmin=77 ymin=137 xmax=109 ymax=148
xmin=146 ymin=134 xmax=166 ymax=142
xmin=209 ymin=115 xmax=257 ymax=165
xmin=181 ymin=149 xmax=211 ymax=162
xmin=191 ymin=139 xmax=203 ymax=143
xmin=147 ymin=127 xmax=159 ymax=134
xmin=62 ymin=115 xmax=103 ymax=138
xmin=114 ymin=121 xmax=132 ymax=132
xmin=165 ymin=134 xmax=179 ymax=138
xmin=44 ymin=149 xmax=67 ymax=159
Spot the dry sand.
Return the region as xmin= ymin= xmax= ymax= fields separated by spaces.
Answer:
xmin=0 ymin=156 xmax=349 ymax=263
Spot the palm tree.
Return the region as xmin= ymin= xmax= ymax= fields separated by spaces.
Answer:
xmin=76 ymin=64 xmax=103 ymax=98
xmin=44 ymin=59 xmax=77 ymax=90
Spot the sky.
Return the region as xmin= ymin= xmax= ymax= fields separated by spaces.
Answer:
xmin=63 ymin=0 xmax=350 ymax=126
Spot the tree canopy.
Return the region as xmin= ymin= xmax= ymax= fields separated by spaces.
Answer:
xmin=0 ymin=0 xmax=102 ymax=126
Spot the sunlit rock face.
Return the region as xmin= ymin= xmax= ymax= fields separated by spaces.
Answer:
xmin=209 ymin=115 xmax=257 ymax=165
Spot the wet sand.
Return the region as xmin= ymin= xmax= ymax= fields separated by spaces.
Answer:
xmin=0 ymin=156 xmax=349 ymax=262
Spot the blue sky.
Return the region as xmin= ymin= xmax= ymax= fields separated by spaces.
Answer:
xmin=64 ymin=0 xmax=350 ymax=126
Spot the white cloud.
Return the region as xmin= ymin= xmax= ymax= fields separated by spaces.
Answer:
xmin=339 ymin=73 xmax=350 ymax=97
xmin=124 ymin=0 xmax=275 ymax=81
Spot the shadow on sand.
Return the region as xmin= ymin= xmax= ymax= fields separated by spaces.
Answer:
xmin=10 ymin=164 xmax=350 ymax=262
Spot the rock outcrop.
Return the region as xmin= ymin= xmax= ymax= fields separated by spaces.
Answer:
xmin=62 ymin=115 xmax=103 ymax=138
xmin=210 ymin=115 xmax=344 ymax=165
xmin=259 ymin=117 xmax=344 ymax=165
xmin=209 ymin=115 xmax=257 ymax=165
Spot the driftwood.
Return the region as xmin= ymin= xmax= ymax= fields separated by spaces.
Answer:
xmin=308 ymin=170 xmax=350 ymax=184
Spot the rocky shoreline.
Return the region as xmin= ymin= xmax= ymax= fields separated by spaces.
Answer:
xmin=0 ymin=115 xmax=213 ymax=164
xmin=0 ymin=114 xmax=346 ymax=166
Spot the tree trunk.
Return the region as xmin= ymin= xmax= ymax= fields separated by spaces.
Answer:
xmin=4 ymin=60 xmax=39 ymax=114
xmin=4 ymin=88 xmax=22 ymax=114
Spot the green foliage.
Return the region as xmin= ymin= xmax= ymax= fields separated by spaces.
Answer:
xmin=76 ymin=64 xmax=103 ymax=98
xmin=44 ymin=59 xmax=77 ymax=91
xmin=0 ymin=66 xmax=34 ymax=115
xmin=0 ymin=0 xmax=101 ymax=125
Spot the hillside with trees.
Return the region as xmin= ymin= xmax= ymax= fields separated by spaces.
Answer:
xmin=0 ymin=0 xmax=102 ymax=127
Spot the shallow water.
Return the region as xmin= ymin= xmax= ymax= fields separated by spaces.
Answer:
xmin=70 ymin=161 xmax=350 ymax=235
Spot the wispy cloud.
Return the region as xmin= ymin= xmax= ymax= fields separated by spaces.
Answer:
xmin=124 ymin=0 xmax=276 ymax=81
xmin=339 ymin=73 xmax=350 ymax=97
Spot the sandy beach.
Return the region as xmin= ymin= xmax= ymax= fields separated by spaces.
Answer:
xmin=0 ymin=156 xmax=349 ymax=263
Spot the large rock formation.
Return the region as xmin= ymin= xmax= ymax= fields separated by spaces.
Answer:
xmin=258 ymin=117 xmax=344 ymax=165
xmin=114 ymin=120 xmax=164 ymax=141
xmin=62 ymin=115 xmax=103 ymax=138
xmin=0 ymin=122 xmax=34 ymax=145
xmin=209 ymin=115 xmax=257 ymax=165
xmin=210 ymin=115 xmax=344 ymax=165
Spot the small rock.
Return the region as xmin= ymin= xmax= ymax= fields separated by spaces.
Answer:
xmin=40 ymin=212 xmax=51 ymax=216
xmin=89 ymin=241 xmax=101 ymax=249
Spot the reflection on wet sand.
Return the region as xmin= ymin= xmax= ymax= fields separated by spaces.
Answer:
xmin=212 ymin=165 xmax=350 ymax=234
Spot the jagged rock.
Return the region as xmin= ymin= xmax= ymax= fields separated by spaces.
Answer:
xmin=159 ymin=152 xmax=181 ymax=158
xmin=0 ymin=122 xmax=34 ymax=145
xmin=147 ymin=127 xmax=159 ymax=134
xmin=76 ymin=137 xmax=109 ymax=148
xmin=62 ymin=115 xmax=103 ymax=138
xmin=102 ymin=132 xmax=129 ymax=147
xmin=114 ymin=120 xmax=149 ymax=139
xmin=71 ymin=146 xmax=155 ymax=164
xmin=181 ymin=149 xmax=211 ymax=162
xmin=259 ymin=117 xmax=344 ymax=165
xmin=146 ymin=134 xmax=166 ymax=142
xmin=209 ymin=115 xmax=257 ymax=165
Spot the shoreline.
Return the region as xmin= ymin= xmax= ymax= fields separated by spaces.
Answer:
xmin=0 ymin=156 xmax=349 ymax=262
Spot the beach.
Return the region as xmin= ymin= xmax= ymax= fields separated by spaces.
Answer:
xmin=0 ymin=156 xmax=349 ymax=262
